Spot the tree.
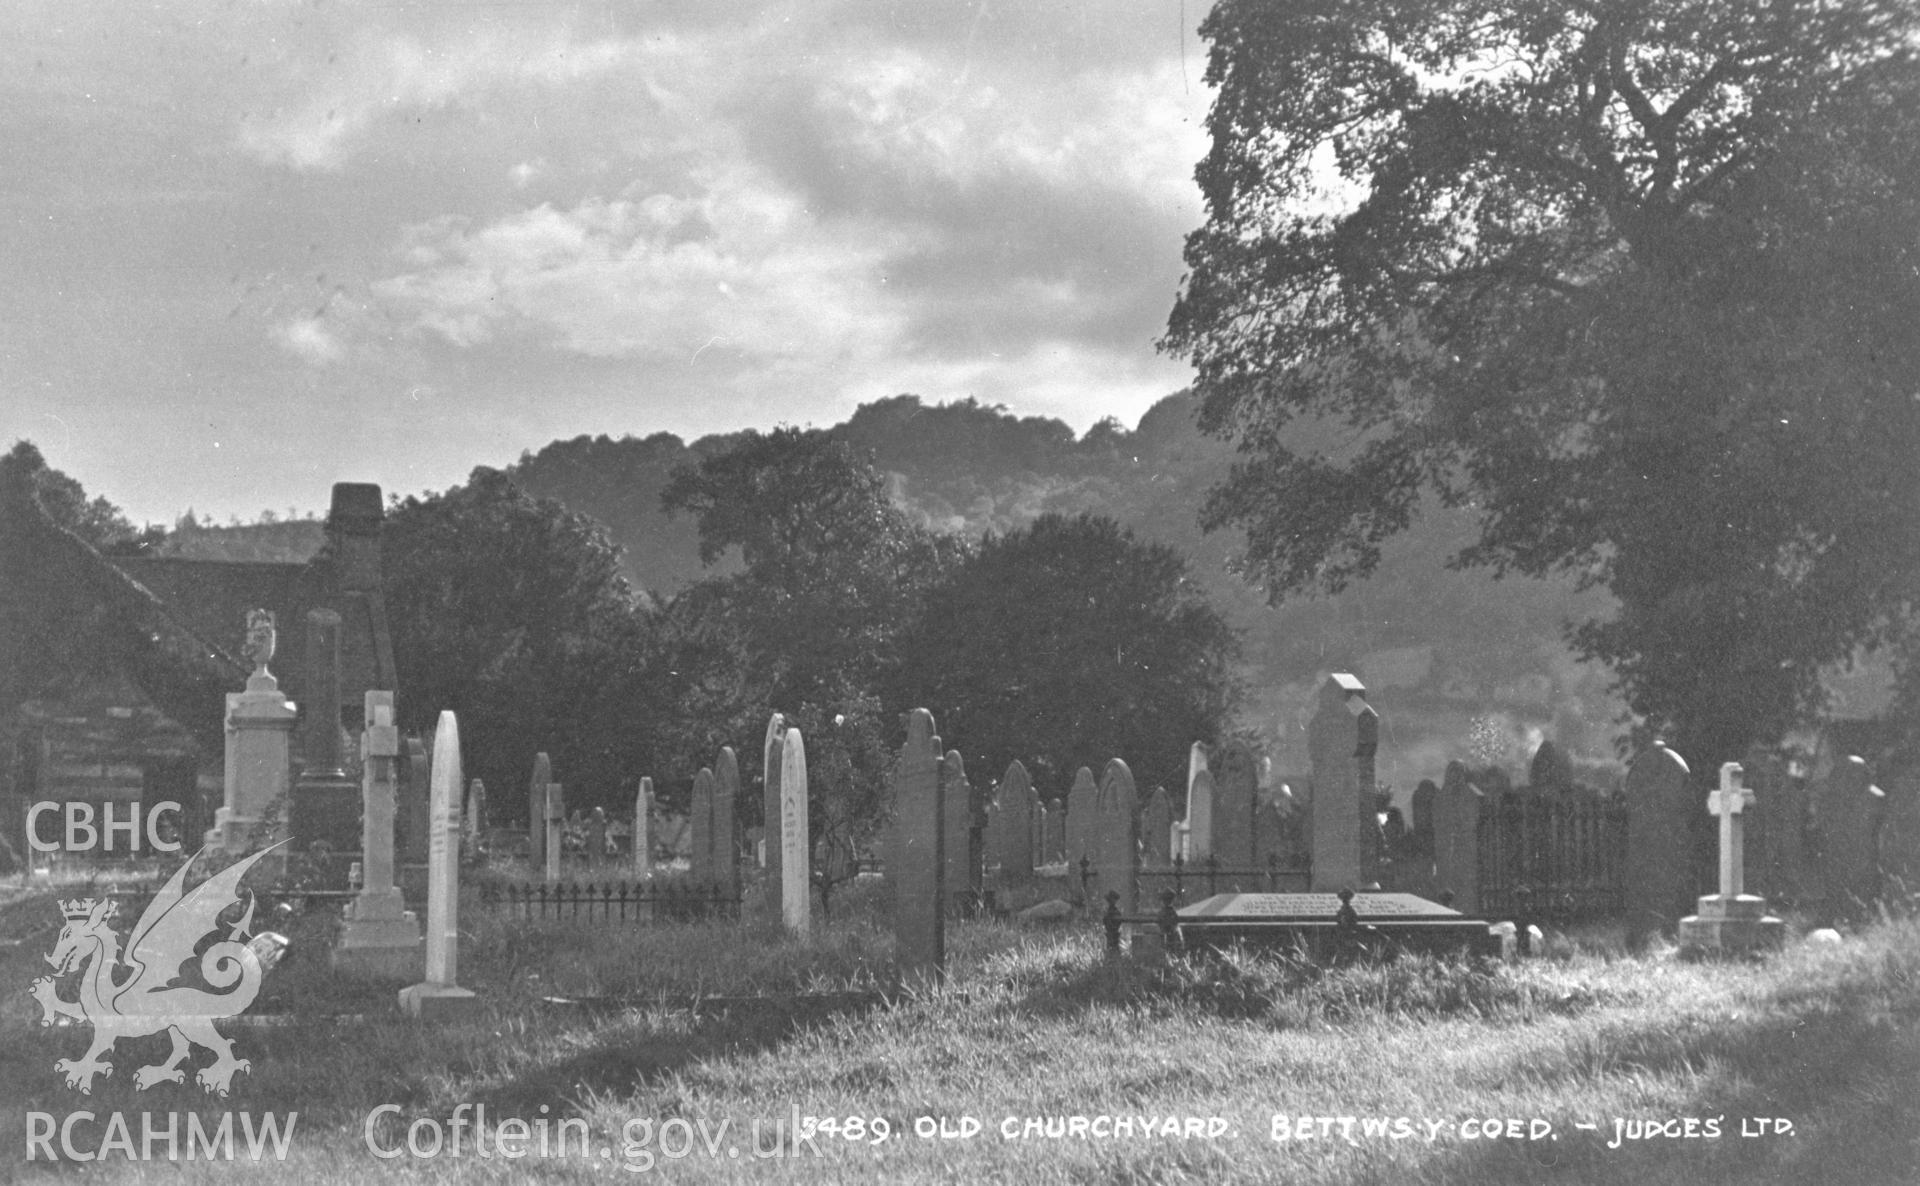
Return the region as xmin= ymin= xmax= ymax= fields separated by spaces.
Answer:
xmin=894 ymin=512 xmax=1239 ymax=796
xmin=383 ymin=468 xmax=652 ymax=816
xmin=660 ymin=427 xmax=965 ymax=716
xmin=1163 ymin=0 xmax=1920 ymax=767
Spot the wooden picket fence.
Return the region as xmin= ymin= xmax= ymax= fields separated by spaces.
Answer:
xmin=1473 ymin=792 xmax=1629 ymax=923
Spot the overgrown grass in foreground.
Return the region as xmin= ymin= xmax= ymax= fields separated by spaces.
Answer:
xmin=3 ymin=882 xmax=1917 ymax=1184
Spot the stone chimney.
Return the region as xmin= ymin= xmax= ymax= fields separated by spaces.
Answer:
xmin=325 ymin=482 xmax=384 ymax=592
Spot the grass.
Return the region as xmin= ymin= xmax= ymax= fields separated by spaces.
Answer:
xmin=3 ymin=873 xmax=1918 ymax=1184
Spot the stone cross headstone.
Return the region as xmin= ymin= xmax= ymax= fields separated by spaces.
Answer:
xmin=1679 ymin=762 xmax=1785 ymax=954
xmin=690 ymin=768 xmax=717 ymax=886
xmin=1035 ymin=802 xmax=1054 ymax=864
xmin=1816 ymin=754 xmax=1886 ymax=912
xmin=1624 ymin=743 xmax=1693 ymax=937
xmin=780 ymin=727 xmax=810 ymax=938
xmin=333 ymin=690 xmax=422 ymax=980
xmin=1307 ymin=674 xmax=1378 ymax=891
xmin=1708 ymin=762 xmax=1754 ymax=899
xmin=587 ymin=807 xmax=608 ymax=868
xmin=633 ymin=777 xmax=653 ymax=878
xmin=212 ymin=609 xmax=298 ymax=856
xmin=890 ymin=710 xmax=944 ymax=981
xmin=1433 ymin=761 xmax=1484 ymax=914
xmin=527 ymin=752 xmax=552 ymax=866
xmin=941 ymin=749 xmax=973 ymax=911
xmin=1215 ymin=740 xmax=1259 ymax=884
xmin=988 ymin=760 xmax=1034 ymax=886
xmin=1141 ymin=787 xmax=1172 ymax=868
xmin=714 ymin=748 xmax=740 ymax=895
xmin=1093 ymin=759 xmax=1138 ymax=915
xmin=1186 ymin=743 xmax=1213 ymax=860
xmin=399 ymin=710 xmax=477 ymax=1019
xmin=544 ymin=783 xmax=564 ymax=882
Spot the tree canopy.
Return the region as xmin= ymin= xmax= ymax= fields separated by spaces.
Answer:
xmin=383 ymin=468 xmax=652 ymax=811
xmin=894 ymin=512 xmax=1239 ymax=796
xmin=1163 ymin=0 xmax=1920 ymax=765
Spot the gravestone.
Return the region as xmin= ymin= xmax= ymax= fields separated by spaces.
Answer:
xmin=890 ymin=709 xmax=944 ymax=981
xmin=1679 ymin=762 xmax=1786 ymax=954
xmin=1215 ymin=741 xmax=1259 ymax=885
xmin=1064 ymin=767 xmax=1098 ymax=896
xmin=403 ymin=738 xmax=431 ymax=867
xmin=1746 ymin=747 xmax=1814 ymax=908
xmin=1307 ymin=674 xmax=1378 ymax=892
xmin=633 ymin=777 xmax=653 ymax=877
xmin=762 ymin=712 xmax=786 ymax=878
xmin=587 ymin=807 xmax=608 ymax=868
xmin=543 ymin=784 xmax=564 ymax=882
xmin=1141 ymin=787 xmax=1172 ymax=868
xmin=989 ymin=761 xmax=1034 ymax=885
xmin=780 ymin=728 xmax=810 ymax=937
xmin=1410 ymin=779 xmax=1437 ymax=858
xmin=1433 ymin=762 xmax=1484 ymax=913
xmin=1529 ymin=740 xmax=1575 ymax=794
xmin=714 ymin=747 xmax=740 ymax=896
xmin=333 ymin=690 xmax=423 ymax=980
xmin=1253 ymin=801 xmax=1285 ymax=875
xmin=1044 ymin=794 xmax=1075 ymax=859
xmin=527 ymin=752 xmax=552 ymax=868
xmin=465 ymin=780 xmax=487 ymax=844
xmin=399 ymin=711 xmax=478 ymax=1019
xmin=1093 ymin=759 xmax=1139 ymax=915
xmin=943 ymin=750 xmax=976 ymax=910
xmin=1624 ymin=743 xmax=1693 ymax=937
xmin=1186 ymin=743 xmax=1213 ymax=860
xmin=212 ymin=609 xmax=299 ymax=856
xmin=1815 ymin=755 xmax=1886 ymax=912
xmin=690 ymin=768 xmax=717 ymax=886
xmin=292 ymin=608 xmax=359 ymax=852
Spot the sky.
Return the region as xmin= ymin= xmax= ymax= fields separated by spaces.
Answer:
xmin=0 ymin=0 xmax=1218 ymax=527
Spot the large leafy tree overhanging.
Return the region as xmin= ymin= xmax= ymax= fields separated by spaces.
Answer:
xmin=1163 ymin=0 xmax=1920 ymax=766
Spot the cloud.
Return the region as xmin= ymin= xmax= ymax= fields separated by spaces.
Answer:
xmin=372 ymin=167 xmax=912 ymax=365
xmin=274 ymin=317 xmax=345 ymax=366
xmin=238 ymin=28 xmax=639 ymax=171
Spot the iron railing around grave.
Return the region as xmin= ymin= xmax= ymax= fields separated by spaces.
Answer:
xmin=479 ymin=880 xmax=741 ymax=924
xmin=1129 ymin=853 xmax=1311 ymax=904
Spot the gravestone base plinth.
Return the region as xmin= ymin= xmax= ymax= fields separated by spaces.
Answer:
xmin=332 ymin=889 xmax=424 ymax=981
xmin=398 ymin=982 xmax=480 ymax=1021
xmin=1678 ymin=894 xmax=1786 ymax=956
